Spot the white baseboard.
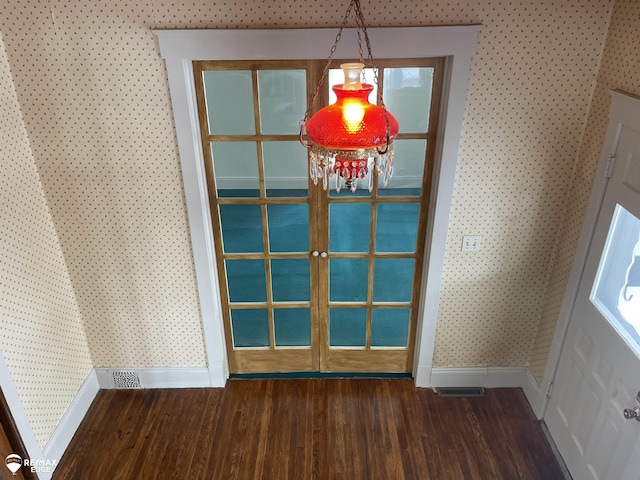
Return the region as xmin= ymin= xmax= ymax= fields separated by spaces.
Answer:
xmin=95 ymin=367 xmax=212 ymax=389
xmin=208 ymin=364 xmax=228 ymax=387
xmin=430 ymin=366 xmax=529 ymax=388
xmin=429 ymin=366 xmax=546 ymax=418
xmin=40 ymin=369 xmax=100 ymax=480
xmin=414 ymin=363 xmax=431 ymax=387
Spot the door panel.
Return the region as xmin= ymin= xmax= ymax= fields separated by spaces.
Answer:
xmin=318 ymin=60 xmax=439 ymax=373
xmin=196 ymin=61 xmax=319 ymax=373
xmin=194 ymin=58 xmax=442 ymax=374
xmin=545 ymin=103 xmax=640 ymax=479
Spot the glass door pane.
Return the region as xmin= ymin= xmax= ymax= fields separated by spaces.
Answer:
xmin=211 ymin=141 xmax=260 ymax=197
xmin=383 ymin=67 xmax=434 ymax=133
xmin=377 ymin=140 xmax=426 ymax=196
xmin=203 ymin=70 xmax=255 ymax=135
xmin=267 ymin=204 xmax=309 ymax=252
xmin=219 ymin=204 xmax=263 ymax=252
xmin=371 ymin=309 xmax=410 ymax=347
xmin=329 ymin=308 xmax=367 ymax=347
xmin=330 ymin=258 xmax=368 ymax=302
xmin=274 ymin=308 xmax=311 ymax=347
xmin=263 ymin=141 xmax=309 ymax=197
xmin=258 ymin=70 xmax=307 ymax=134
xmin=375 ymin=203 xmax=420 ymax=252
xmin=329 ymin=203 xmax=371 ymax=252
xmin=591 ymin=205 xmax=640 ymax=351
xmin=231 ymin=309 xmax=270 ymax=347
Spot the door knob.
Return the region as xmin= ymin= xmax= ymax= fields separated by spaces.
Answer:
xmin=320 ymin=252 xmax=328 ymax=258
xmin=623 ymin=406 xmax=640 ymax=421
xmin=311 ymin=251 xmax=319 ymax=257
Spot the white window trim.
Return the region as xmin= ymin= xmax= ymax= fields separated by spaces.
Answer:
xmin=154 ymin=26 xmax=481 ymax=386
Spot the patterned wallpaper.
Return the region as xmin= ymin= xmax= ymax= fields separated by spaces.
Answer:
xmin=0 ymin=33 xmax=93 ymax=448
xmin=0 ymin=0 xmax=208 ymax=368
xmin=0 ymin=0 xmax=625 ymax=423
xmin=529 ymin=0 xmax=640 ymax=381
xmin=431 ymin=0 xmax=613 ymax=366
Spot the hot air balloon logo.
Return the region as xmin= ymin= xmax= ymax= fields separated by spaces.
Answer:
xmin=5 ymin=454 xmax=22 ymax=475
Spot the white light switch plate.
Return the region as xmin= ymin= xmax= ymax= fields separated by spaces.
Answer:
xmin=462 ymin=235 xmax=482 ymax=252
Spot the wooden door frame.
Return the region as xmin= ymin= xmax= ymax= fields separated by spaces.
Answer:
xmin=540 ymin=91 xmax=640 ymax=418
xmin=155 ymin=26 xmax=482 ymax=387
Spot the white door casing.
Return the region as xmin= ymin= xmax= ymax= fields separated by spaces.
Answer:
xmin=545 ymin=91 xmax=640 ymax=480
xmin=154 ymin=27 xmax=481 ymax=386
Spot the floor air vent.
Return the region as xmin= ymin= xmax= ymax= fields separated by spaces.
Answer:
xmin=435 ymin=387 xmax=485 ymax=397
xmin=111 ymin=370 xmax=143 ymax=389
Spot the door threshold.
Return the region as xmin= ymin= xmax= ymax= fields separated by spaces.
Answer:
xmin=229 ymin=372 xmax=412 ymax=380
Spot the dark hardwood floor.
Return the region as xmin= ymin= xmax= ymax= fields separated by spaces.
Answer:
xmin=53 ymin=379 xmax=564 ymax=479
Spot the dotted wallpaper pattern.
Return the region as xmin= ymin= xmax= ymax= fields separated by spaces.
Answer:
xmin=0 ymin=33 xmax=93 ymax=448
xmin=0 ymin=0 xmax=208 ymax=368
xmin=432 ymin=0 xmax=614 ymax=366
xmin=0 ymin=0 xmax=623 ymax=397
xmin=529 ymin=0 xmax=640 ymax=381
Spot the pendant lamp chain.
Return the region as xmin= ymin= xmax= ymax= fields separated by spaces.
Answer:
xmin=300 ymin=0 xmax=354 ymax=137
xmin=353 ymin=1 xmax=392 ymax=154
xmin=300 ymin=0 xmax=399 ymax=193
xmin=300 ymin=0 xmax=385 ymax=133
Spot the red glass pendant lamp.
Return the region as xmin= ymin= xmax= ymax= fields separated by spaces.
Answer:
xmin=299 ymin=0 xmax=399 ymax=193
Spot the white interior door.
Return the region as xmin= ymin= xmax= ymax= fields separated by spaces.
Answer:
xmin=545 ymin=92 xmax=640 ymax=480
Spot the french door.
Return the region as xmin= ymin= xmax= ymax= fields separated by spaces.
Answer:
xmin=194 ymin=58 xmax=442 ymax=374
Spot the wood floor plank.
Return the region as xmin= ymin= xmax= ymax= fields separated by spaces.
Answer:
xmin=184 ymin=388 xmax=225 ymax=478
xmin=391 ymin=380 xmax=429 ymax=479
xmin=53 ymin=379 xmax=565 ymax=480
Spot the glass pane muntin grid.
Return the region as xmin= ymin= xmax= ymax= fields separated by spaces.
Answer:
xmin=327 ymin=213 xmax=417 ymax=351
xmin=196 ymin=58 xmax=441 ymax=369
xmin=203 ymin=63 xmax=313 ymax=351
